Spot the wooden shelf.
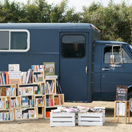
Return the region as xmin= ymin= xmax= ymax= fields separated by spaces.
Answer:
xmin=0 ymin=76 xmax=64 ymax=121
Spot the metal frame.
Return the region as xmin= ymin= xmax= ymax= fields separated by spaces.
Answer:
xmin=0 ymin=29 xmax=30 ymax=52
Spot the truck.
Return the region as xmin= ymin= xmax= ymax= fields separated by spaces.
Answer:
xmin=0 ymin=23 xmax=132 ymax=110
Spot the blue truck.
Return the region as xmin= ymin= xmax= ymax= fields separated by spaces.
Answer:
xmin=0 ymin=23 xmax=132 ymax=106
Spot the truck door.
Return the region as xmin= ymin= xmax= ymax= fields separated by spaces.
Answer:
xmin=60 ymin=33 xmax=89 ymax=102
xmin=101 ymin=44 xmax=132 ymax=100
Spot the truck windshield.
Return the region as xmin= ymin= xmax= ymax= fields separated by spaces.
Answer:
xmin=125 ymin=45 xmax=132 ymax=54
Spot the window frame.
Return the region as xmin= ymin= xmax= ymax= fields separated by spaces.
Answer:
xmin=61 ymin=34 xmax=86 ymax=59
xmin=0 ymin=29 xmax=30 ymax=52
xmin=104 ymin=45 xmax=132 ymax=64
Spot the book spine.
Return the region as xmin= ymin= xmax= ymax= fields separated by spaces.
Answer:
xmin=46 ymin=99 xmax=49 ymax=106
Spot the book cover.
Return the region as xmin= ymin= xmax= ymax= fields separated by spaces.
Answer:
xmin=4 ymin=72 xmax=9 ymax=84
xmin=2 ymin=72 xmax=6 ymax=85
xmin=8 ymin=64 xmax=20 ymax=71
xmin=54 ymin=96 xmax=59 ymax=105
xmin=15 ymin=109 xmax=22 ymax=120
xmin=22 ymin=96 xmax=28 ymax=107
xmin=46 ymin=111 xmax=50 ymax=118
xmin=37 ymin=74 xmax=43 ymax=82
xmin=23 ymin=113 xmax=28 ymax=119
xmin=28 ymin=110 xmax=35 ymax=119
xmin=43 ymin=62 xmax=55 ymax=76
xmin=1 ymin=87 xmax=6 ymax=96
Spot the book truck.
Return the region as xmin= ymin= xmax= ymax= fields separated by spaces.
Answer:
xmin=0 ymin=62 xmax=130 ymax=127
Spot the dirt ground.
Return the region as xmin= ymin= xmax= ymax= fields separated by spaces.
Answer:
xmin=0 ymin=101 xmax=132 ymax=132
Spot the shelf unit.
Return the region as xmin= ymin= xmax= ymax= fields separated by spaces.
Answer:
xmin=0 ymin=76 xmax=64 ymax=121
xmin=32 ymin=71 xmax=44 ymax=83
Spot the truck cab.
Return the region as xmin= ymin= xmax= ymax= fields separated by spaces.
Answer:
xmin=93 ymin=41 xmax=132 ymax=104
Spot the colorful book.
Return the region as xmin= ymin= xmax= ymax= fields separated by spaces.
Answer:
xmin=43 ymin=62 xmax=55 ymax=76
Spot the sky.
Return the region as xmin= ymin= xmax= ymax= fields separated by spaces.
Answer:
xmin=7 ymin=0 xmax=132 ymax=12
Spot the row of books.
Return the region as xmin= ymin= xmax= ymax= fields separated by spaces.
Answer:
xmin=46 ymin=99 xmax=53 ymax=106
xmin=0 ymin=72 xmax=9 ymax=85
xmin=0 ymin=87 xmax=15 ymax=96
xmin=18 ymin=86 xmax=40 ymax=96
xmin=21 ymin=96 xmax=34 ymax=108
xmin=10 ymin=98 xmax=20 ymax=108
xmin=33 ymin=73 xmax=43 ymax=82
xmin=54 ymin=95 xmax=63 ymax=105
xmin=45 ymin=81 xmax=55 ymax=94
xmin=15 ymin=109 xmax=35 ymax=120
xmin=31 ymin=65 xmax=43 ymax=72
xmin=0 ymin=111 xmax=13 ymax=121
xmin=22 ymin=69 xmax=33 ymax=84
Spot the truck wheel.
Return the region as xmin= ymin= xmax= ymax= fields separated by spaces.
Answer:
xmin=128 ymin=92 xmax=132 ymax=116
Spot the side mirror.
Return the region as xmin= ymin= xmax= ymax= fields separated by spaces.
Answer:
xmin=110 ymin=55 xmax=115 ymax=64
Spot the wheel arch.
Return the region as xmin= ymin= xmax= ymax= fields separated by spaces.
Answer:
xmin=128 ymin=85 xmax=132 ymax=94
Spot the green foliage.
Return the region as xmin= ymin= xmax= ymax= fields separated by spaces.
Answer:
xmin=82 ymin=1 xmax=132 ymax=43
xmin=0 ymin=0 xmax=132 ymax=43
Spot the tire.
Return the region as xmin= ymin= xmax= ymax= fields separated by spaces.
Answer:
xmin=127 ymin=92 xmax=132 ymax=116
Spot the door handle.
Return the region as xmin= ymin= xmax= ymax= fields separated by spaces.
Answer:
xmin=102 ymin=68 xmax=110 ymax=71
xmin=85 ymin=66 xmax=87 ymax=74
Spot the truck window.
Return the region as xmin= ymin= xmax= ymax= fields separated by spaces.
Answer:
xmin=61 ymin=35 xmax=85 ymax=58
xmin=0 ymin=30 xmax=30 ymax=52
xmin=104 ymin=46 xmax=132 ymax=63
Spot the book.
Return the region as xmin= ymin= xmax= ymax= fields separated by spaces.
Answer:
xmin=43 ymin=62 xmax=55 ymax=76
xmin=36 ymin=98 xmax=43 ymax=106
xmin=37 ymin=74 xmax=43 ymax=82
xmin=46 ymin=111 xmax=50 ymax=118
xmin=23 ymin=87 xmax=33 ymax=95
xmin=1 ymin=72 xmax=6 ymax=85
xmin=28 ymin=110 xmax=35 ymax=119
xmin=8 ymin=64 xmax=20 ymax=71
xmin=1 ymin=87 xmax=6 ymax=96
xmin=22 ymin=96 xmax=28 ymax=107
xmin=49 ymin=99 xmax=53 ymax=106
xmin=15 ymin=109 xmax=22 ymax=120
xmin=31 ymin=65 xmax=44 ymax=71
xmin=45 ymin=75 xmax=58 ymax=79
xmin=4 ymin=72 xmax=9 ymax=84
xmin=23 ymin=113 xmax=28 ymax=119
xmin=0 ymin=100 xmax=4 ymax=109
xmin=54 ymin=96 xmax=59 ymax=105
xmin=9 ymin=71 xmax=22 ymax=84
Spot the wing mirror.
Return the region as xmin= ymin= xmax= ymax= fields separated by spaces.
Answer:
xmin=110 ymin=55 xmax=115 ymax=64
xmin=109 ymin=45 xmax=122 ymax=67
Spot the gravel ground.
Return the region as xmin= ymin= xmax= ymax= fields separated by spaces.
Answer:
xmin=0 ymin=101 xmax=131 ymax=132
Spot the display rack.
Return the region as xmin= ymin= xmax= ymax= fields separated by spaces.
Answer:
xmin=114 ymin=101 xmax=130 ymax=124
xmin=0 ymin=75 xmax=64 ymax=122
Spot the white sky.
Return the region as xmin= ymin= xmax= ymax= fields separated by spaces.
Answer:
xmin=7 ymin=0 xmax=132 ymax=12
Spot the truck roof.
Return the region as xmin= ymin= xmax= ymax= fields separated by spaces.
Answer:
xmin=0 ymin=23 xmax=96 ymax=30
xmin=95 ymin=40 xmax=129 ymax=45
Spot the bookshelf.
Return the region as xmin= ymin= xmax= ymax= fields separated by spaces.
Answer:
xmin=114 ymin=101 xmax=130 ymax=124
xmin=0 ymin=69 xmax=64 ymax=121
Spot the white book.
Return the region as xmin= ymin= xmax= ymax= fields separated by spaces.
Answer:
xmin=15 ymin=109 xmax=22 ymax=120
xmin=28 ymin=110 xmax=35 ymax=119
xmin=10 ymin=111 xmax=13 ymax=120
xmin=16 ymin=98 xmax=19 ymax=107
xmin=8 ymin=64 xmax=20 ymax=71
xmin=0 ymin=113 xmax=3 ymax=121
xmin=26 ymin=70 xmax=30 ymax=84
xmin=23 ymin=113 xmax=28 ymax=119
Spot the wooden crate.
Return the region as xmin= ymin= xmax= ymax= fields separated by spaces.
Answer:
xmin=78 ymin=112 xmax=105 ymax=126
xmin=50 ymin=112 xmax=76 ymax=126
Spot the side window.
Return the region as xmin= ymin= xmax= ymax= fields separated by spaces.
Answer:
xmin=122 ymin=48 xmax=132 ymax=63
xmin=0 ymin=30 xmax=30 ymax=52
xmin=104 ymin=46 xmax=132 ymax=64
xmin=61 ymin=35 xmax=86 ymax=58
